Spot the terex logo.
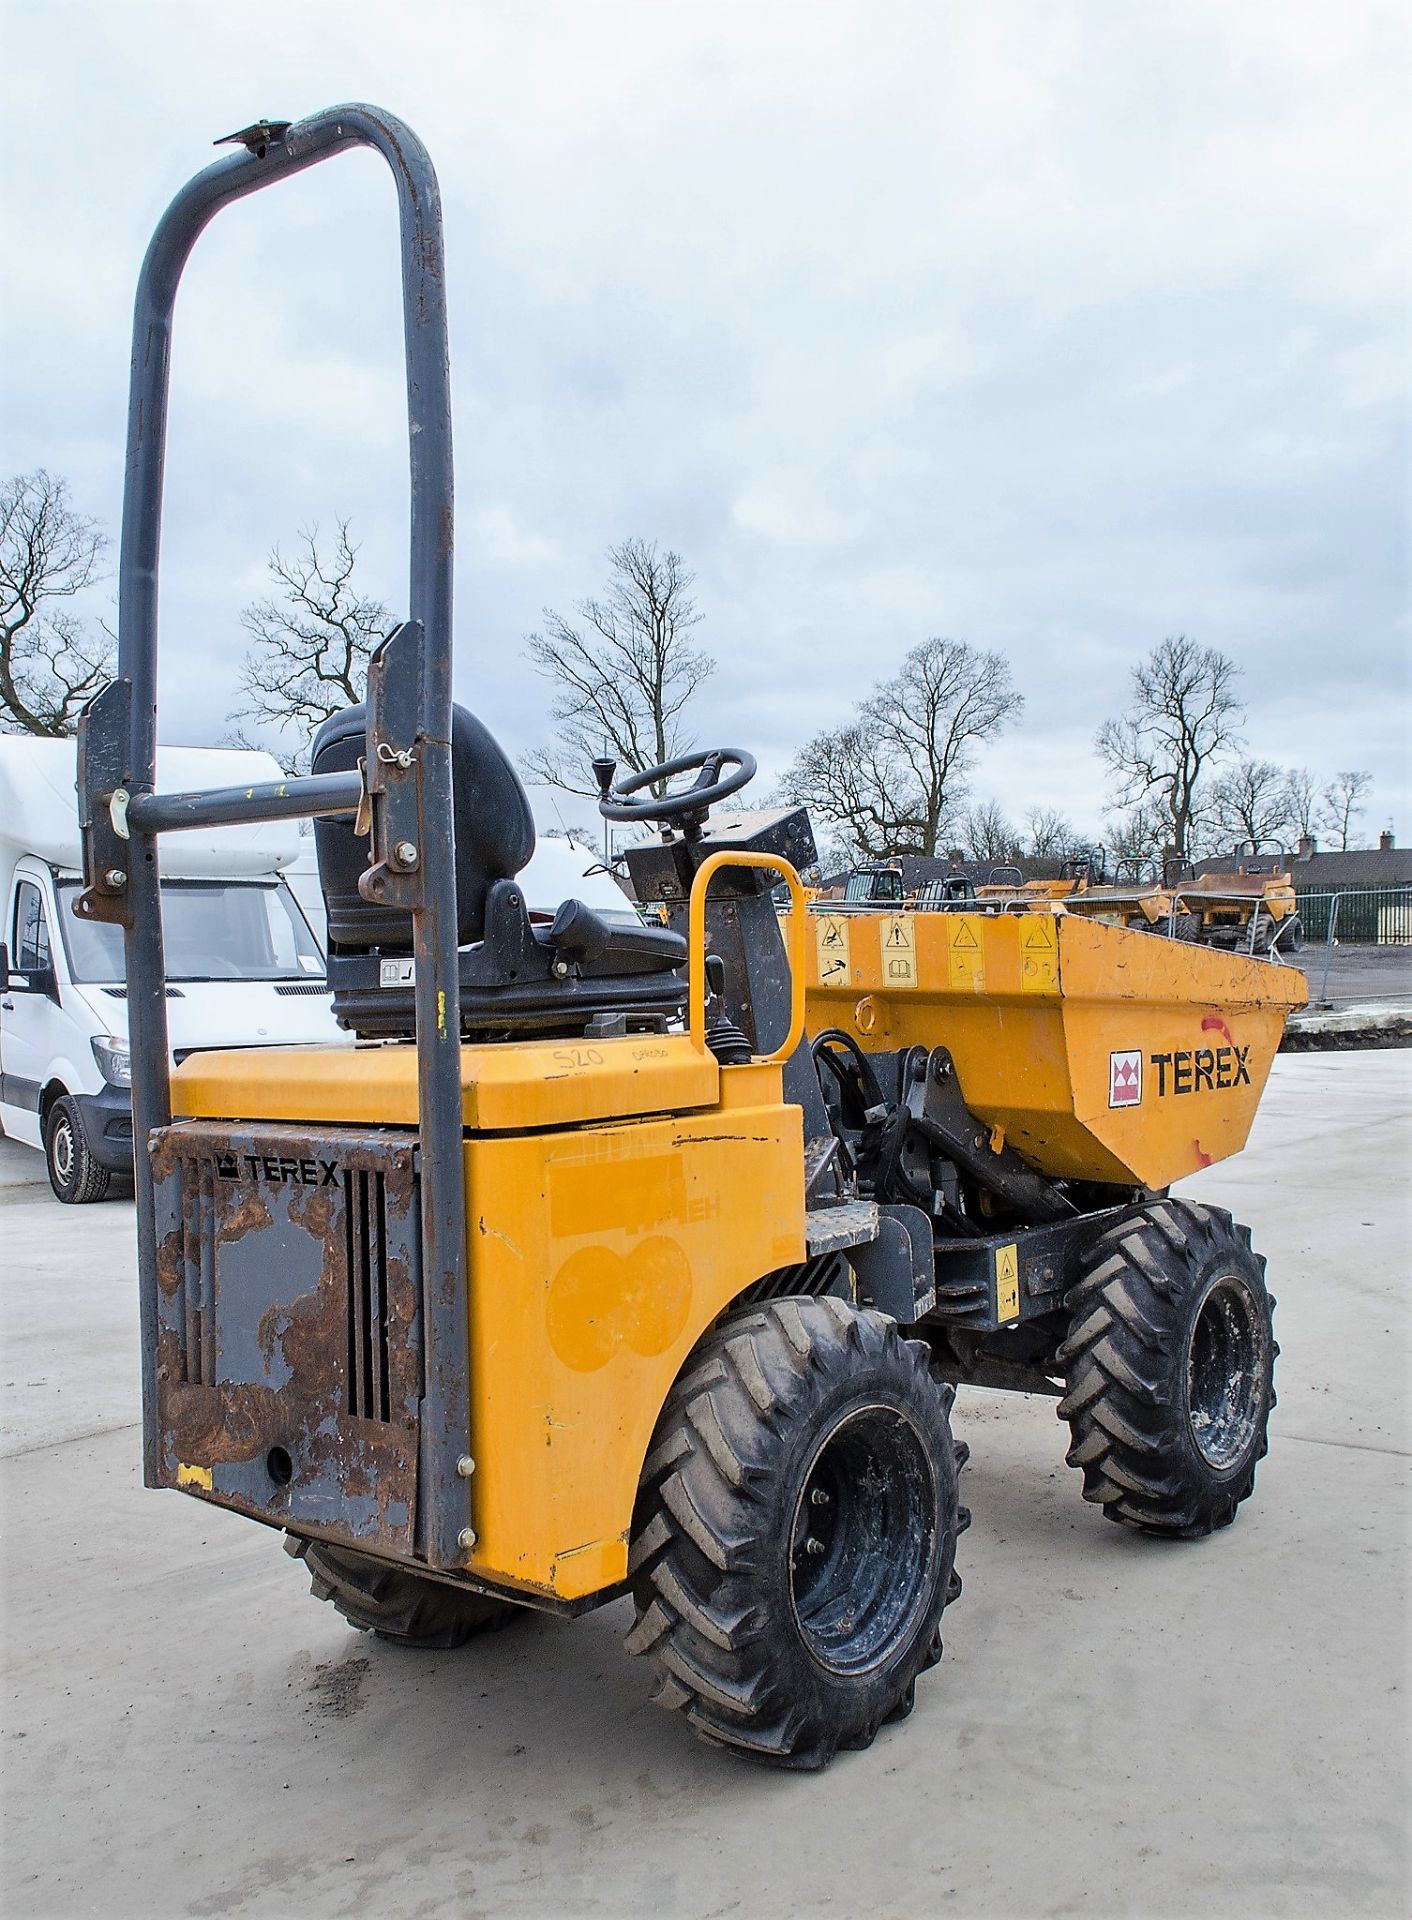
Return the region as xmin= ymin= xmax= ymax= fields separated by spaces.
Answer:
xmin=215 ymin=1152 xmax=340 ymax=1187
xmin=1150 ymin=1046 xmax=1251 ymax=1096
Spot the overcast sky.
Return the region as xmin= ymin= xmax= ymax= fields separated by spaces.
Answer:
xmin=3 ymin=0 xmax=1407 ymax=847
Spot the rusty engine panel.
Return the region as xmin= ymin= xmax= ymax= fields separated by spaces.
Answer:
xmin=149 ymin=1122 xmax=424 ymax=1555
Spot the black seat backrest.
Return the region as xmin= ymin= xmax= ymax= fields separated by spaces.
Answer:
xmin=312 ymin=701 xmax=536 ymax=953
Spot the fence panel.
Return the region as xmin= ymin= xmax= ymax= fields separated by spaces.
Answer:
xmin=1295 ymin=886 xmax=1412 ymax=945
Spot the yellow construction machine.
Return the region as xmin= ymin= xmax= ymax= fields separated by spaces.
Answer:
xmin=916 ymin=853 xmax=1304 ymax=956
xmin=79 ymin=107 xmax=1306 ymax=1770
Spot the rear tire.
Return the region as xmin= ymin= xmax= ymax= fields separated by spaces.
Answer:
xmin=45 ymin=1096 xmax=111 ymax=1205
xmin=286 ymin=1537 xmax=524 ymax=1648
xmin=626 ymin=1296 xmax=968 ymax=1769
xmin=1057 ymin=1200 xmax=1276 ymax=1538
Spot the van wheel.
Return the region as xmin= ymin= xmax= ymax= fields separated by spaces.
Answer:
xmin=286 ymin=1538 xmax=524 ymax=1648
xmin=45 ymin=1097 xmax=111 ymax=1204
xmin=626 ymin=1297 xmax=968 ymax=1769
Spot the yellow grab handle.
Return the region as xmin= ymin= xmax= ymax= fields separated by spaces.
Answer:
xmin=687 ymin=850 xmax=807 ymax=1066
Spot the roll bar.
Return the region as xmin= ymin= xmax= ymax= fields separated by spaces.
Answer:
xmin=76 ymin=107 xmax=474 ymax=1567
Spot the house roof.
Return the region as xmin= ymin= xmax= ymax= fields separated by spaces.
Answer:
xmin=1286 ymin=846 xmax=1412 ymax=890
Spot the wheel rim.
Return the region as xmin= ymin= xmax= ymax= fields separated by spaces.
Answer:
xmin=788 ymin=1402 xmax=937 ymax=1676
xmin=51 ymin=1114 xmax=74 ymax=1186
xmin=1187 ymin=1276 xmax=1264 ymax=1470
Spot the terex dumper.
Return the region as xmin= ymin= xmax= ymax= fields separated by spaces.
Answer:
xmin=79 ymin=107 xmax=1306 ymax=1769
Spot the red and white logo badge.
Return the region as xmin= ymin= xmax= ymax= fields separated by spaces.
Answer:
xmin=1109 ymin=1049 xmax=1143 ymax=1108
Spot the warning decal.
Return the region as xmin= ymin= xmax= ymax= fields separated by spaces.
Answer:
xmin=947 ymin=916 xmax=984 ymax=991
xmin=879 ymin=915 xmax=917 ymax=987
xmin=815 ymin=913 xmax=851 ymax=986
xmin=995 ymin=1243 xmax=1020 ymax=1323
xmin=1109 ymin=1049 xmax=1143 ymax=1108
xmin=1019 ymin=913 xmax=1058 ymax=993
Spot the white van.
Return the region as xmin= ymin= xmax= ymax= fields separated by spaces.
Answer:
xmin=0 ymin=738 xmax=347 ymax=1203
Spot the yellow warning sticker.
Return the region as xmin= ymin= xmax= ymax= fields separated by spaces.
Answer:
xmin=947 ymin=916 xmax=985 ymax=991
xmin=1019 ymin=913 xmax=1059 ymax=993
xmin=177 ymin=1462 xmax=213 ymax=1491
xmin=995 ymin=1243 xmax=1020 ymax=1323
xmin=815 ymin=913 xmax=851 ymax=986
xmin=879 ymin=915 xmax=917 ymax=987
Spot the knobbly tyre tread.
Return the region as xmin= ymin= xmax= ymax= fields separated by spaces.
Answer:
xmin=625 ymin=1295 xmax=969 ymax=1769
xmin=285 ymin=1537 xmax=523 ymax=1648
xmin=1056 ymin=1199 xmax=1277 ymax=1539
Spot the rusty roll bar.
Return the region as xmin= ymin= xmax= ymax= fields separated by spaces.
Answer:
xmin=80 ymin=106 xmax=473 ymax=1567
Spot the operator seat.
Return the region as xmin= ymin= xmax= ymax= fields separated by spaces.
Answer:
xmin=311 ymin=703 xmax=686 ymax=1040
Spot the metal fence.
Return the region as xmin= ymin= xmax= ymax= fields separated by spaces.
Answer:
xmin=1294 ymin=886 xmax=1412 ymax=945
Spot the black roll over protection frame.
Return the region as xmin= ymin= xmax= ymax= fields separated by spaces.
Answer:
xmin=75 ymin=106 xmax=476 ymax=1569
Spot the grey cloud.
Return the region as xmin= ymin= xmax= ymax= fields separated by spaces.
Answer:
xmin=2 ymin=0 xmax=1405 ymax=846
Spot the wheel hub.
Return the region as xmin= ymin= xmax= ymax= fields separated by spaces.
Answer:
xmin=788 ymin=1402 xmax=937 ymax=1676
xmin=51 ymin=1117 xmax=73 ymax=1184
xmin=1187 ymin=1276 xmax=1263 ymax=1470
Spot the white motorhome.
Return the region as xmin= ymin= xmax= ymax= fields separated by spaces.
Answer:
xmin=0 ymin=738 xmax=346 ymax=1203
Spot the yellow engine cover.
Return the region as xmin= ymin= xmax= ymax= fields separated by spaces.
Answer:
xmin=170 ymin=1038 xmax=806 ymax=1603
xmin=463 ymin=1068 xmax=804 ymax=1598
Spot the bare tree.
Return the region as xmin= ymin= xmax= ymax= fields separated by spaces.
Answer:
xmin=1095 ymin=636 xmax=1243 ymax=860
xmin=231 ymin=521 xmax=388 ymax=771
xmin=1025 ymin=805 xmax=1080 ymax=860
xmin=962 ymin=799 xmax=1020 ymax=865
xmin=0 ymin=469 xmax=113 ymax=736
xmin=1283 ymin=767 xmax=1319 ymax=843
xmin=1210 ymin=758 xmax=1296 ymax=853
xmin=779 ymin=723 xmax=915 ymax=863
xmin=1104 ymin=797 xmax=1170 ymax=865
xmin=782 ymin=638 xmax=1021 ymax=860
xmin=1318 ymin=770 xmax=1372 ymax=851
xmin=522 ymin=539 xmax=715 ymax=799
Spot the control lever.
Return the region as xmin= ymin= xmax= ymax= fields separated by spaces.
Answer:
xmin=703 ymin=953 xmax=752 ymax=1066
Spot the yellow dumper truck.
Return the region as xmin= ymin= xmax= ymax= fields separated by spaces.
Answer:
xmin=78 ymin=106 xmax=1306 ymax=1770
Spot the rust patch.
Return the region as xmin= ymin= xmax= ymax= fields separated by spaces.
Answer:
xmin=150 ymin=1120 xmax=424 ymax=1554
xmin=217 ymin=1188 xmax=274 ymax=1246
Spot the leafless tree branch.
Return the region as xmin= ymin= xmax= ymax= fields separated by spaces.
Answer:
xmin=780 ymin=637 xmax=1021 ymax=860
xmin=1209 ymin=758 xmax=1298 ymax=853
xmin=0 ymin=469 xmax=112 ymax=736
xmin=1318 ymin=770 xmax=1372 ymax=851
xmin=1095 ymin=635 xmax=1243 ymax=859
xmin=230 ymin=520 xmax=388 ymax=772
xmin=520 ymin=537 xmax=715 ymax=799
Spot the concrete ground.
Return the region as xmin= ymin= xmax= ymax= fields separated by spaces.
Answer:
xmin=2 ymin=1052 xmax=1409 ymax=1920
xmin=1287 ymin=942 xmax=1412 ymax=1008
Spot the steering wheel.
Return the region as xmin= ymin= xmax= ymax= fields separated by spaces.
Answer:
xmin=597 ymin=748 xmax=757 ymax=825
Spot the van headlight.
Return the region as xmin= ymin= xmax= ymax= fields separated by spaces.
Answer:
xmin=91 ymin=1035 xmax=132 ymax=1087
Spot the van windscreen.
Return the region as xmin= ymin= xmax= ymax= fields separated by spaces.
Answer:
xmin=57 ymin=880 xmax=323 ymax=984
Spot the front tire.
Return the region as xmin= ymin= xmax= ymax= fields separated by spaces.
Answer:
xmin=45 ymin=1096 xmax=111 ymax=1205
xmin=626 ymin=1296 xmax=968 ymax=1769
xmin=1057 ymin=1200 xmax=1276 ymax=1538
xmin=286 ymin=1538 xmax=524 ymax=1648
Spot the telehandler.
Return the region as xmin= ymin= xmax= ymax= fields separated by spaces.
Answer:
xmin=78 ymin=106 xmax=1306 ymax=1770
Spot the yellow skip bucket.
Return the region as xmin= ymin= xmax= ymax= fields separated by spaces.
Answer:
xmin=801 ymin=907 xmax=1306 ymax=1189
